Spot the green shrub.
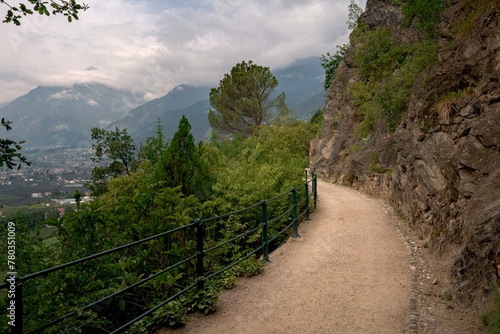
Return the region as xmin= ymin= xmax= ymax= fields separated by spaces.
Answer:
xmin=368 ymin=152 xmax=391 ymax=173
xmin=310 ymin=108 xmax=324 ymax=125
xmin=350 ymin=27 xmax=439 ymax=136
xmin=126 ymin=301 xmax=186 ymax=334
xmin=483 ymin=289 xmax=500 ymax=334
xmin=449 ymin=0 xmax=497 ymax=38
xmin=402 ymin=0 xmax=445 ymax=39
xmin=321 ymin=44 xmax=349 ymax=90
xmin=183 ymin=287 xmax=219 ymax=315
xmin=212 ymin=121 xmax=317 ymax=208
xmin=352 ymin=27 xmax=407 ymax=83
xmin=234 ymin=257 xmax=265 ymax=277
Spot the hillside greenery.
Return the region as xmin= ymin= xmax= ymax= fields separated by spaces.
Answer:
xmin=347 ymin=0 xmax=444 ymax=137
xmin=320 ymin=0 xmax=441 ymax=136
xmin=0 ymin=111 xmax=319 ymax=333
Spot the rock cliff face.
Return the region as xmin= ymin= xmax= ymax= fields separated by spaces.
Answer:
xmin=311 ymin=0 xmax=500 ymax=305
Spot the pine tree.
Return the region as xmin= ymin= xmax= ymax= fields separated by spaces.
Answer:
xmin=209 ymin=60 xmax=286 ymax=138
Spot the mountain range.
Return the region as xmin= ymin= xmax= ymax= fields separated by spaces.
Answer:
xmin=0 ymin=57 xmax=326 ymax=148
xmin=0 ymin=83 xmax=145 ymax=148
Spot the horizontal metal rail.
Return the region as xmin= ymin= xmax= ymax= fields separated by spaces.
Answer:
xmin=0 ymin=223 xmax=196 ymax=288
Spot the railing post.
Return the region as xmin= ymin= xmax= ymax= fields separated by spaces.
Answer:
xmin=304 ymin=182 xmax=310 ymax=221
xmin=195 ymin=219 xmax=205 ymax=290
xmin=291 ymin=188 xmax=300 ymax=238
xmin=6 ymin=273 xmax=22 ymax=334
xmin=261 ymin=200 xmax=269 ymax=263
xmin=312 ymin=173 xmax=318 ymax=209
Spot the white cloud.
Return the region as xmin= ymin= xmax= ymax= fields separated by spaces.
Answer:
xmin=0 ymin=0 xmax=366 ymax=104
xmin=86 ymin=99 xmax=98 ymax=106
xmin=49 ymin=90 xmax=74 ymax=100
xmin=185 ymin=33 xmax=231 ymax=51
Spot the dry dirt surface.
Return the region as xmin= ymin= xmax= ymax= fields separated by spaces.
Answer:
xmin=158 ymin=180 xmax=485 ymax=334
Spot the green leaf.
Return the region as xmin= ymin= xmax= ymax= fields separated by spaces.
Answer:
xmin=118 ymin=298 xmax=126 ymax=312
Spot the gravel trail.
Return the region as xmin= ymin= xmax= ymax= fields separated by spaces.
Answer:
xmin=159 ymin=180 xmax=412 ymax=333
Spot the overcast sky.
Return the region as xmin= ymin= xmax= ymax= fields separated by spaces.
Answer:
xmin=0 ymin=0 xmax=366 ymax=105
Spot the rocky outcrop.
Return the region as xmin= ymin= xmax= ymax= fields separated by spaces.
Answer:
xmin=311 ymin=0 xmax=500 ymax=305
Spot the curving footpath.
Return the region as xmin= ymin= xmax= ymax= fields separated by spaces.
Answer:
xmin=159 ymin=180 xmax=412 ymax=333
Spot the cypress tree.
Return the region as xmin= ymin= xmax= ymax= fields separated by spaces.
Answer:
xmin=160 ymin=115 xmax=211 ymax=200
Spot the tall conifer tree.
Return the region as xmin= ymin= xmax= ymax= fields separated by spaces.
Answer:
xmin=160 ymin=115 xmax=211 ymax=200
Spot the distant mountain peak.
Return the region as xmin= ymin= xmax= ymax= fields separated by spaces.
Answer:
xmin=0 ymin=83 xmax=146 ymax=148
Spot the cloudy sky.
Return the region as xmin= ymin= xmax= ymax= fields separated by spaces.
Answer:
xmin=0 ymin=0 xmax=366 ymax=105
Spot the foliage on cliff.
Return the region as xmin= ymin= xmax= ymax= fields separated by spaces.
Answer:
xmin=349 ymin=1 xmax=441 ymax=136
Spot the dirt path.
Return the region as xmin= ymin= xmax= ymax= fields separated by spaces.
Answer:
xmin=158 ymin=180 xmax=414 ymax=333
xmin=156 ymin=180 xmax=487 ymax=334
